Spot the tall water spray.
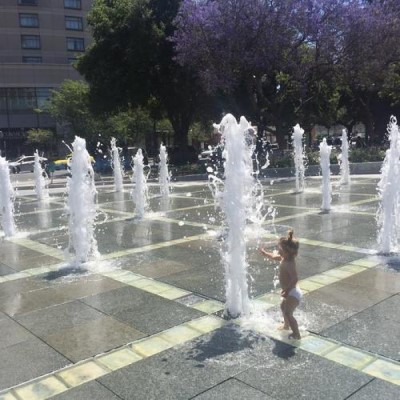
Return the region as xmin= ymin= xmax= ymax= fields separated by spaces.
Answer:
xmin=159 ymin=144 xmax=170 ymax=197
xmin=212 ymin=114 xmax=262 ymax=317
xmin=0 ymin=157 xmax=16 ymax=237
xmin=338 ymin=129 xmax=350 ymax=185
xmin=111 ymin=137 xmax=124 ymax=192
xmin=377 ymin=116 xmax=400 ymax=253
xmin=66 ymin=136 xmax=99 ymax=264
xmin=34 ymin=150 xmax=48 ymax=200
xmin=292 ymin=124 xmax=306 ymax=193
xmin=320 ymin=138 xmax=332 ymax=211
xmin=131 ymin=149 xmax=149 ymax=218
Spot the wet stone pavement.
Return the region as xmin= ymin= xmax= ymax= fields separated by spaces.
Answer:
xmin=0 ymin=175 xmax=399 ymax=399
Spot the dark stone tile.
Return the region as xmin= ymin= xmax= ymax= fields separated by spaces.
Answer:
xmin=122 ymin=257 xmax=194 ymax=278
xmin=342 ymin=269 xmax=400 ymax=295
xmin=0 ymin=263 xmax=16 ymax=276
xmin=160 ymin=261 xmax=225 ymax=302
xmin=0 ymin=316 xmax=34 ymax=350
xmin=192 ymin=378 xmax=273 ymax=400
xmin=42 ymin=316 xmax=145 ymax=362
xmin=51 ymin=381 xmax=121 ymax=400
xmin=82 ymin=286 xmax=205 ymax=335
xmin=15 ymin=300 xmax=106 ymax=337
xmin=321 ymin=296 xmax=400 ymax=360
xmin=0 ymin=288 xmax=72 ymax=317
xmin=0 ymin=338 xmax=70 ymax=391
xmin=236 ymin=348 xmax=372 ymax=400
xmin=346 ymin=379 xmax=400 ymax=400
xmin=99 ymin=324 xmax=279 ymax=400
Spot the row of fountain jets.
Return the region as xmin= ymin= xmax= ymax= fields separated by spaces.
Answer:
xmin=0 ymin=114 xmax=397 ymax=317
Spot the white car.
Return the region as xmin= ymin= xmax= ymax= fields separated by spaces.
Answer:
xmin=9 ymin=155 xmax=47 ymax=173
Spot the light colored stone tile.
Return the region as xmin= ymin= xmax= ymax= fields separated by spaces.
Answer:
xmin=298 ymin=280 xmax=324 ymax=292
xmin=57 ymin=361 xmax=108 ymax=387
xmin=158 ymin=325 xmax=203 ymax=345
xmin=338 ymin=264 xmax=367 ymax=274
xmin=0 ymin=392 xmax=19 ymax=400
xmin=191 ymin=300 xmax=225 ymax=314
xmin=325 ymin=346 xmax=375 ymax=370
xmin=298 ymin=335 xmax=338 ymax=355
xmin=350 ymin=258 xmax=381 ymax=268
xmin=15 ymin=376 xmax=67 ymax=400
xmin=336 ymin=244 xmax=360 ymax=252
xmin=157 ymin=288 xmax=192 ymax=300
xmin=187 ymin=316 xmax=226 ymax=333
xmin=256 ymin=292 xmax=281 ymax=305
xmin=307 ymin=274 xmax=341 ymax=286
xmin=317 ymin=242 xmax=342 ymax=249
xmin=25 ymin=267 xmax=52 ymax=276
xmin=138 ymin=282 xmax=173 ymax=295
xmin=363 ymin=359 xmax=400 ymax=385
xmin=322 ymin=269 xmax=354 ymax=279
xmin=131 ymin=336 xmax=173 ymax=357
xmin=97 ymin=348 xmax=142 ymax=371
xmin=3 ymin=272 xmax=30 ymax=281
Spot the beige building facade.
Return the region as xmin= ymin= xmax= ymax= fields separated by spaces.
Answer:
xmin=0 ymin=0 xmax=92 ymax=157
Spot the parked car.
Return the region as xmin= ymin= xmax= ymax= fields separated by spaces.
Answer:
xmin=9 ymin=155 xmax=47 ymax=173
xmin=54 ymin=153 xmax=94 ymax=170
xmin=198 ymin=146 xmax=223 ymax=166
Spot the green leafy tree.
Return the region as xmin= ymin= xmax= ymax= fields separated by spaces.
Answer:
xmin=45 ymin=80 xmax=102 ymax=142
xmin=77 ymin=0 xmax=213 ymax=154
xmin=26 ymin=128 xmax=54 ymax=153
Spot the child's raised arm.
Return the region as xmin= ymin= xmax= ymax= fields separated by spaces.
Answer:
xmin=259 ymin=247 xmax=282 ymax=261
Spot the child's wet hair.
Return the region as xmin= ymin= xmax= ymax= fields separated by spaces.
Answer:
xmin=279 ymin=229 xmax=299 ymax=257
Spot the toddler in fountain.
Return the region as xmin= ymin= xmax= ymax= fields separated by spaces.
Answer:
xmin=259 ymin=229 xmax=302 ymax=340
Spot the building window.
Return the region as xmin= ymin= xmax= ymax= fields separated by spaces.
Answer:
xmin=66 ymin=37 xmax=84 ymax=52
xmin=64 ymin=0 xmax=81 ymax=10
xmin=0 ymin=88 xmax=52 ymax=112
xmin=65 ymin=16 xmax=83 ymax=31
xmin=19 ymin=13 xmax=39 ymax=28
xmin=18 ymin=0 xmax=38 ymax=5
xmin=36 ymin=88 xmax=52 ymax=108
xmin=22 ymin=56 xmax=42 ymax=63
xmin=6 ymin=88 xmax=37 ymax=111
xmin=21 ymin=35 xmax=40 ymax=49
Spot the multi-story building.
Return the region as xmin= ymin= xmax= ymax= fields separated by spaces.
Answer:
xmin=0 ymin=0 xmax=92 ymax=157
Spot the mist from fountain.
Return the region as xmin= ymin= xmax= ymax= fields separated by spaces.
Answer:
xmin=377 ymin=116 xmax=400 ymax=253
xmin=66 ymin=136 xmax=99 ymax=264
xmin=338 ymin=129 xmax=350 ymax=185
xmin=0 ymin=157 xmax=16 ymax=237
xmin=159 ymin=144 xmax=170 ymax=197
xmin=131 ymin=149 xmax=149 ymax=218
xmin=34 ymin=150 xmax=49 ymax=200
xmin=292 ymin=124 xmax=306 ymax=193
xmin=111 ymin=137 xmax=124 ymax=192
xmin=320 ymin=138 xmax=332 ymax=211
xmin=211 ymin=114 xmax=265 ymax=318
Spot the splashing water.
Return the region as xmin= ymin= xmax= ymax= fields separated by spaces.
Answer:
xmin=34 ymin=150 xmax=49 ymax=200
xmin=377 ymin=116 xmax=400 ymax=253
xmin=159 ymin=144 xmax=170 ymax=197
xmin=0 ymin=157 xmax=16 ymax=237
xmin=66 ymin=136 xmax=99 ymax=264
xmin=211 ymin=114 xmax=264 ymax=318
xmin=320 ymin=138 xmax=332 ymax=211
xmin=131 ymin=149 xmax=149 ymax=218
xmin=292 ymin=124 xmax=306 ymax=193
xmin=338 ymin=129 xmax=350 ymax=185
xmin=110 ymin=137 xmax=124 ymax=192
